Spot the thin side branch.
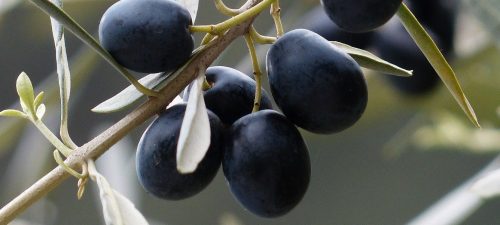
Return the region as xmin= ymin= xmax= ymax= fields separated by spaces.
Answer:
xmin=0 ymin=1 xmax=261 ymax=224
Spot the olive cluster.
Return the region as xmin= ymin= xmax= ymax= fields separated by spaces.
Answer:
xmin=97 ymin=0 xmax=444 ymax=218
xmin=306 ymin=0 xmax=457 ymax=95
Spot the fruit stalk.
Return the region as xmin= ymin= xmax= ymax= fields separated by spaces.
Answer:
xmin=244 ymin=34 xmax=263 ymax=112
xmin=0 ymin=1 xmax=263 ymax=223
xmin=190 ymin=0 xmax=276 ymax=34
xmin=270 ymin=0 xmax=284 ymax=37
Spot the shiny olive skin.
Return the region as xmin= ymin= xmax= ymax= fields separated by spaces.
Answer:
xmin=223 ymin=110 xmax=310 ymax=218
xmin=136 ymin=104 xmax=224 ymax=200
xmin=300 ymin=6 xmax=374 ymax=49
xmin=321 ymin=0 xmax=403 ymax=33
xmin=267 ymin=29 xmax=368 ymax=134
xmin=99 ymin=0 xmax=194 ymax=73
xmin=204 ymin=66 xmax=273 ymax=125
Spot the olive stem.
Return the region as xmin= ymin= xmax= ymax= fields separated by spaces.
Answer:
xmin=244 ymin=34 xmax=263 ymax=112
xmin=0 ymin=1 xmax=263 ymax=223
xmin=214 ymin=0 xmax=239 ymax=16
xmin=396 ymin=3 xmax=479 ymax=128
xmin=190 ymin=0 xmax=276 ymax=35
xmin=249 ymin=26 xmax=276 ymax=44
xmin=270 ymin=0 xmax=284 ymax=37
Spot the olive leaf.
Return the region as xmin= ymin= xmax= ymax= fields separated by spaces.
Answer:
xmin=16 ymin=72 xmax=36 ymax=118
xmin=331 ymin=41 xmax=413 ymax=77
xmin=34 ymin=91 xmax=45 ymax=110
xmin=167 ymin=96 xmax=184 ymax=109
xmin=0 ymin=109 xmax=26 ymax=118
xmin=176 ymin=71 xmax=211 ymax=174
xmin=88 ymin=160 xmax=149 ymax=225
xmin=49 ymin=0 xmax=75 ymax=147
xmin=91 ymin=73 xmax=165 ymax=113
xmin=397 ymin=3 xmax=480 ymax=128
xmin=36 ymin=104 xmax=46 ymax=120
xmin=92 ymin=46 xmax=207 ymax=113
xmin=471 ymin=169 xmax=500 ymax=199
xmin=175 ymin=0 xmax=199 ymax=23
xmin=465 ymin=0 xmax=500 ymax=47
xmin=0 ymin=0 xmax=20 ymax=16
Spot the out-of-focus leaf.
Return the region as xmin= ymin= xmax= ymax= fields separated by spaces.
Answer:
xmin=0 ymin=110 xmax=26 ymax=118
xmin=471 ymin=169 xmax=500 ymax=198
xmin=331 ymin=41 xmax=413 ymax=77
xmin=465 ymin=0 xmax=500 ymax=47
xmin=397 ymin=3 xmax=480 ymax=128
xmin=175 ymin=0 xmax=199 ymax=23
xmin=88 ymin=160 xmax=149 ymax=225
xmin=176 ymin=72 xmax=211 ymax=174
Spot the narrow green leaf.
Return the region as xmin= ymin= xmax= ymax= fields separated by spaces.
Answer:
xmin=16 ymin=72 xmax=36 ymax=117
xmin=0 ymin=109 xmax=26 ymax=118
xmin=28 ymin=0 xmax=155 ymax=96
xmin=397 ymin=3 xmax=480 ymax=128
xmin=34 ymin=91 xmax=45 ymax=109
xmin=331 ymin=41 xmax=413 ymax=77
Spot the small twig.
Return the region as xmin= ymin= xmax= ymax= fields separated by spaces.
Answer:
xmin=0 ymin=1 xmax=261 ymax=224
xmin=270 ymin=0 xmax=284 ymax=37
xmin=249 ymin=26 xmax=276 ymax=44
xmin=243 ymin=33 xmax=263 ymax=112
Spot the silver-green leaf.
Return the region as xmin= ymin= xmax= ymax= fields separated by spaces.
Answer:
xmin=92 ymin=73 xmax=165 ymax=113
xmin=88 ymin=160 xmax=149 ymax=225
xmin=0 ymin=109 xmax=26 ymax=118
xmin=92 ymin=46 xmax=207 ymax=113
xmin=331 ymin=41 xmax=413 ymax=77
xmin=16 ymin=72 xmax=36 ymax=117
xmin=34 ymin=91 xmax=45 ymax=109
xmin=36 ymin=104 xmax=46 ymax=120
xmin=176 ymin=71 xmax=211 ymax=174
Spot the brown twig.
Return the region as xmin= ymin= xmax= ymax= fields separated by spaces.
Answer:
xmin=0 ymin=1 xmax=261 ymax=224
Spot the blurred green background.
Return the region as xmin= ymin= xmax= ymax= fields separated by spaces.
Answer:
xmin=0 ymin=0 xmax=499 ymax=224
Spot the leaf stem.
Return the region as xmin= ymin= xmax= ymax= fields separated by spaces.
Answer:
xmin=396 ymin=3 xmax=480 ymax=128
xmin=31 ymin=118 xmax=73 ymax=157
xmin=244 ymin=34 xmax=263 ymax=112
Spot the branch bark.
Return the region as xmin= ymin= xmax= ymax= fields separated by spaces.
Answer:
xmin=0 ymin=1 xmax=260 ymax=223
